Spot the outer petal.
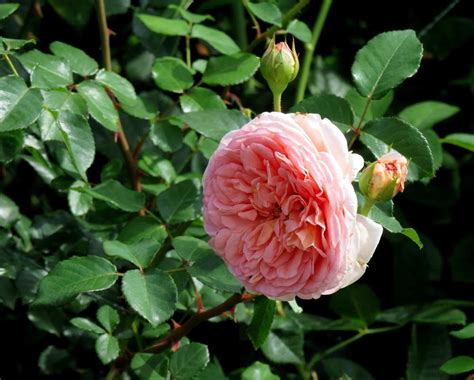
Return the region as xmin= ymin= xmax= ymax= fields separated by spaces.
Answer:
xmin=340 ymin=215 xmax=383 ymax=289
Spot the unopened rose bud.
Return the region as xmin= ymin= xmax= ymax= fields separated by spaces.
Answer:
xmin=359 ymin=151 xmax=409 ymax=203
xmin=260 ymin=39 xmax=299 ymax=97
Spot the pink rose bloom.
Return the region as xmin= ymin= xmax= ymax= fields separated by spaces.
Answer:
xmin=203 ymin=112 xmax=382 ymax=300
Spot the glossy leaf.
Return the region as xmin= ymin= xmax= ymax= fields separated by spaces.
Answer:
xmin=322 ymin=358 xmax=375 ymax=380
xmin=68 ymin=180 xmax=93 ymax=216
xmin=203 ymin=53 xmax=260 ymax=86
xmin=103 ymin=239 xmax=161 ymax=269
xmin=57 ymin=111 xmax=95 ymax=181
xmin=399 ymin=101 xmax=459 ymax=129
xmin=170 ymin=343 xmax=210 ymax=380
xmin=440 ymin=356 xmax=474 ymax=375
xmin=286 ymin=19 xmax=311 ymax=43
xmin=248 ymin=296 xmax=276 ymax=349
xmin=122 ymin=269 xmax=177 ymax=326
xmin=0 ymin=3 xmax=19 ymax=20
xmin=131 ymin=353 xmax=168 ymax=380
xmin=191 ymin=24 xmax=240 ymax=55
xmin=0 ymin=76 xmax=43 ymax=132
xmin=247 ymin=2 xmax=282 ymax=26
xmin=50 ymin=41 xmax=98 ymax=76
xmin=176 ymin=109 xmax=248 ymax=141
xmin=137 ymin=14 xmax=189 ymax=36
xmin=261 ymin=330 xmax=304 ymax=365
xmin=95 ymin=334 xmax=119 ymax=364
xmin=441 ymin=133 xmax=474 ymax=152
xmin=329 ymin=284 xmax=380 ymax=327
xmin=450 ymin=323 xmax=474 ymax=339
xmin=152 ymin=57 xmax=194 ymax=93
xmin=34 ymin=256 xmax=119 ymax=306
xmin=83 ymin=180 xmax=145 ymax=212
xmin=0 ymin=193 xmax=19 ymax=228
xmin=70 ymin=317 xmax=105 ymax=335
xmin=47 ymin=0 xmax=94 ymax=28
xmin=150 ymin=121 xmax=183 ymax=152
xmin=362 ymin=117 xmax=434 ymax=176
xmin=172 ymin=236 xmax=213 ymax=262
xmin=242 ymin=361 xmax=279 ymax=380
xmin=97 ymin=305 xmax=120 ymax=333
xmin=290 ymin=94 xmax=355 ymax=132
xmin=180 ymin=87 xmax=225 ymax=112
xmin=352 ymin=30 xmax=422 ymax=99
xmin=118 ymin=216 xmax=167 ymax=244
xmin=77 ymin=80 xmax=119 ymax=131
xmin=345 ymin=88 xmax=393 ymax=121
xmin=156 ymin=180 xmax=201 ymax=224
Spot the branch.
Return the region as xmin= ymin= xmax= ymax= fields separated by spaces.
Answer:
xmin=95 ymin=0 xmax=143 ymax=198
xmin=144 ymin=293 xmax=257 ymax=353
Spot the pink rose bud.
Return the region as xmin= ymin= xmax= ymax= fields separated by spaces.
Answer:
xmin=359 ymin=151 xmax=409 ymax=202
xmin=260 ymin=39 xmax=299 ymax=96
xmin=203 ymin=112 xmax=383 ymax=300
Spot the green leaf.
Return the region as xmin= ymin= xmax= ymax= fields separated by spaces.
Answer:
xmin=322 ymin=358 xmax=375 ymax=380
xmin=351 ymin=30 xmax=422 ymax=99
xmin=172 ymin=236 xmax=213 ymax=262
xmin=122 ymin=268 xmax=177 ymax=326
xmin=137 ymin=14 xmax=189 ymax=36
xmin=150 ymin=121 xmax=183 ymax=152
xmin=191 ymin=24 xmax=240 ymax=55
xmin=105 ymin=0 xmax=130 ymax=16
xmin=42 ymin=88 xmax=88 ymax=115
xmin=0 ymin=130 xmax=23 ymax=162
xmin=406 ymin=325 xmax=451 ymax=380
xmin=290 ymin=94 xmax=355 ymax=132
xmin=329 ymin=284 xmax=380 ymax=327
xmin=118 ymin=216 xmax=167 ymax=244
xmin=261 ymin=330 xmax=304 ymax=365
xmin=247 ymin=2 xmax=282 ymax=27
xmin=97 ymin=305 xmax=120 ymax=333
xmin=0 ymin=3 xmax=19 ymax=20
xmin=138 ymin=154 xmax=176 ymax=183
xmin=68 ymin=180 xmax=93 ymax=216
xmin=441 ymin=133 xmax=474 ymax=152
xmin=103 ymin=239 xmax=161 ymax=269
xmin=18 ymin=50 xmax=73 ymax=89
xmin=56 ymin=111 xmax=95 ymax=181
xmin=156 ymin=180 xmax=201 ymax=224
xmin=83 ymin=180 xmax=145 ymax=212
xmin=39 ymin=345 xmax=73 ymax=374
xmin=131 ymin=353 xmax=168 ymax=380
xmin=0 ymin=75 xmax=43 ymax=132
xmin=362 ymin=117 xmax=434 ymax=176
xmin=77 ymin=80 xmax=119 ymax=131
xmin=169 ymin=5 xmax=213 ymax=24
xmin=345 ymin=88 xmax=393 ymax=121
xmin=203 ymin=53 xmax=260 ymax=86
xmin=414 ymin=304 xmax=466 ymax=325
xmin=34 ymin=256 xmax=119 ymax=306
xmin=248 ymin=296 xmax=276 ymax=349
xmin=368 ymin=204 xmax=423 ymax=249
xmin=399 ymin=101 xmax=459 ymax=129
xmin=180 ymin=87 xmax=226 ymax=112
xmin=242 ymin=361 xmax=279 ymax=380
xmin=47 ymin=0 xmax=94 ymax=28
xmin=170 ymin=343 xmax=210 ymax=380
xmin=70 ymin=317 xmax=106 ymax=335
xmin=50 ymin=41 xmax=98 ymax=76
xmin=450 ymin=323 xmax=474 ymax=339
xmin=422 ymin=129 xmax=443 ymax=171
xmin=187 ymin=253 xmax=242 ymax=293
xmin=286 ymin=19 xmax=312 ymax=43
xmin=0 ymin=37 xmax=35 ymax=51
xmin=440 ymin=356 xmax=474 ymax=375
xmin=152 ymin=57 xmax=194 ymax=93
xmin=95 ymin=69 xmax=136 ymax=104
xmin=95 ymin=334 xmax=119 ymax=365
xmin=176 ymin=109 xmax=248 ymax=141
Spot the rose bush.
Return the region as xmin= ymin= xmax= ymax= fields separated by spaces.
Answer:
xmin=204 ymin=112 xmax=382 ymax=299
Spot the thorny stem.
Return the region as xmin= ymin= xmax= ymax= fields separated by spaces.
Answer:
xmin=185 ymin=33 xmax=191 ymax=68
xmin=294 ymin=0 xmax=333 ymax=103
xmin=247 ymin=0 xmax=311 ymax=51
xmin=242 ymin=0 xmax=262 ymax=39
xmin=3 ymin=54 xmax=19 ymax=76
xmin=144 ymin=293 xmax=257 ymax=353
xmin=95 ymin=0 xmax=143 ymax=204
